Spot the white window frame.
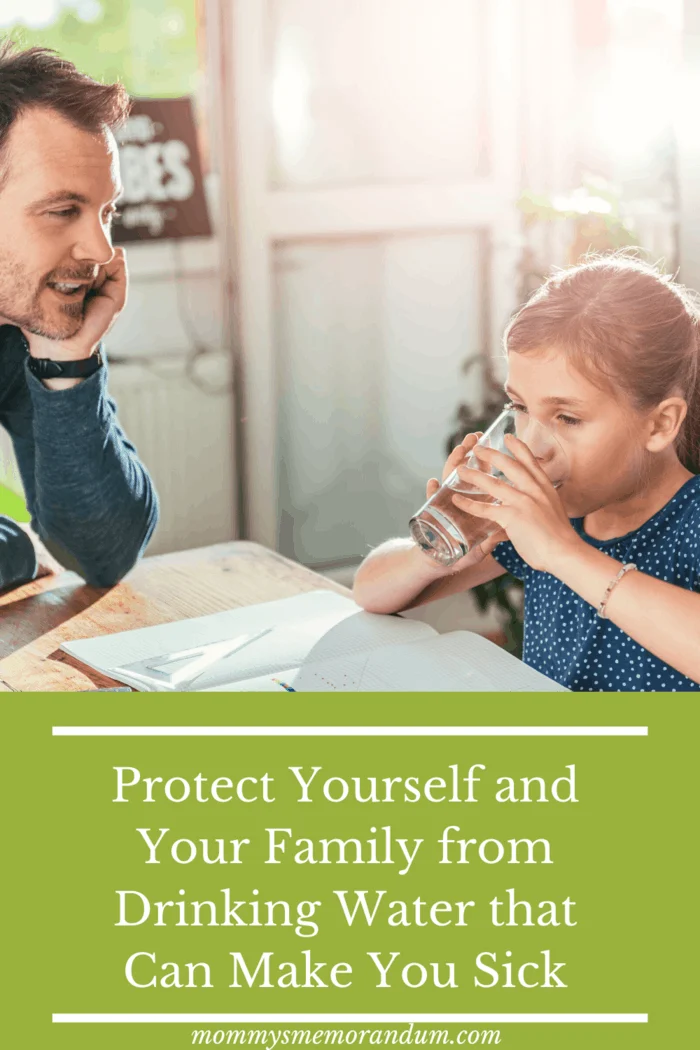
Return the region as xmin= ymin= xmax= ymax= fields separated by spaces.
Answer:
xmin=218 ymin=0 xmax=524 ymax=549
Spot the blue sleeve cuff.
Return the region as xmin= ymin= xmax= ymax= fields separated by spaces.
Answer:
xmin=24 ymin=352 xmax=110 ymax=431
xmin=491 ymin=539 xmax=530 ymax=581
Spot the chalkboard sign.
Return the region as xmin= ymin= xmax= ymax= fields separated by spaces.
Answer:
xmin=112 ymin=97 xmax=212 ymax=243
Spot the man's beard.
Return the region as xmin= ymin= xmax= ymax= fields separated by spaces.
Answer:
xmin=0 ymin=255 xmax=91 ymax=340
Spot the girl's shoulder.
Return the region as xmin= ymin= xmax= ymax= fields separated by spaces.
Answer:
xmin=664 ymin=475 xmax=700 ymax=530
xmin=640 ymin=476 xmax=700 ymax=561
xmin=570 ymin=476 xmax=700 ymax=557
xmin=644 ymin=476 xmax=700 ymax=581
xmin=617 ymin=475 xmax=700 ymax=540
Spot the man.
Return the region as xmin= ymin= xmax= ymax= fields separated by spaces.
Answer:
xmin=0 ymin=40 xmax=158 ymax=591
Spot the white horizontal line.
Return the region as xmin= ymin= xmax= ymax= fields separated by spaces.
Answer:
xmin=52 ymin=1013 xmax=648 ymax=1024
xmin=51 ymin=726 xmax=648 ymax=737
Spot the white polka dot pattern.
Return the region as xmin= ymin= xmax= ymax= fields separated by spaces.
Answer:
xmin=491 ymin=476 xmax=700 ymax=692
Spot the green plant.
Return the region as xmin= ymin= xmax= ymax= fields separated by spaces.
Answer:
xmin=519 ymin=178 xmax=637 ymax=257
xmin=1 ymin=1 xmax=199 ymax=98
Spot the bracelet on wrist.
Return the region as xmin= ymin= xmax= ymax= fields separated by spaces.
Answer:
xmin=597 ymin=562 xmax=637 ymax=619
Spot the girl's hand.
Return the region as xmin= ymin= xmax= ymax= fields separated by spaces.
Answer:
xmin=424 ymin=432 xmax=507 ymax=565
xmin=451 ymin=434 xmax=584 ymax=573
xmin=425 ymin=431 xmax=482 ymax=500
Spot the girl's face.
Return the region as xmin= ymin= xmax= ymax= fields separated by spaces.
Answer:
xmin=505 ymin=348 xmax=655 ymax=518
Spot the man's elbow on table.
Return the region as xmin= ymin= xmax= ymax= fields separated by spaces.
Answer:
xmin=88 ymin=497 xmax=160 ymax=587
xmin=43 ymin=492 xmax=160 ymax=588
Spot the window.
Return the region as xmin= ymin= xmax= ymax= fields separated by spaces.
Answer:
xmin=0 ymin=0 xmax=202 ymax=98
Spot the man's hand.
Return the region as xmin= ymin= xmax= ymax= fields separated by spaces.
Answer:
xmin=23 ymin=247 xmax=127 ymax=364
xmin=22 ymin=248 xmax=127 ymax=390
xmin=17 ymin=523 xmax=63 ymax=580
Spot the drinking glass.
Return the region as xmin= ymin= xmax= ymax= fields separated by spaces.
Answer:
xmin=409 ymin=407 xmax=569 ymax=566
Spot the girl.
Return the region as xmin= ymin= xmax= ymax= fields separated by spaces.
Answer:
xmin=353 ymin=255 xmax=700 ymax=691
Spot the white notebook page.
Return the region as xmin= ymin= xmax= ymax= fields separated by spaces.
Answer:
xmin=209 ymin=630 xmax=567 ymax=693
xmin=61 ymin=591 xmax=436 ymax=691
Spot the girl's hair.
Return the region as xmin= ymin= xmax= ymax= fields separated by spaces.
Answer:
xmin=504 ymin=254 xmax=700 ymax=473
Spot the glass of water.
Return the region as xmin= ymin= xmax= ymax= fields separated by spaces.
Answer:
xmin=409 ymin=407 xmax=569 ymax=566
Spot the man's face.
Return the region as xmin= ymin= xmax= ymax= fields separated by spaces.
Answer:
xmin=0 ymin=107 xmax=122 ymax=340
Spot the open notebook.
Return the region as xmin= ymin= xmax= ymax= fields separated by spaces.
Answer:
xmin=61 ymin=590 xmax=566 ymax=693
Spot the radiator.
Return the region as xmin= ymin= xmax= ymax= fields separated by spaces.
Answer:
xmin=0 ymin=353 xmax=238 ymax=557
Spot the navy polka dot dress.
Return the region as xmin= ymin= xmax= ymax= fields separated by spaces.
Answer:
xmin=491 ymin=476 xmax=700 ymax=692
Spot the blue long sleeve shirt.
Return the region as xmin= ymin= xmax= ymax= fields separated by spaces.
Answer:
xmin=0 ymin=324 xmax=158 ymax=590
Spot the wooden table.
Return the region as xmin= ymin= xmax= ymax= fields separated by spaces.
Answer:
xmin=0 ymin=542 xmax=350 ymax=692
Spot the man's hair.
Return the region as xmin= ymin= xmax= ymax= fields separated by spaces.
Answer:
xmin=0 ymin=37 xmax=130 ymax=180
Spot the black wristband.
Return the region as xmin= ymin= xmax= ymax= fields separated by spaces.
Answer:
xmin=27 ymin=349 xmax=104 ymax=380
